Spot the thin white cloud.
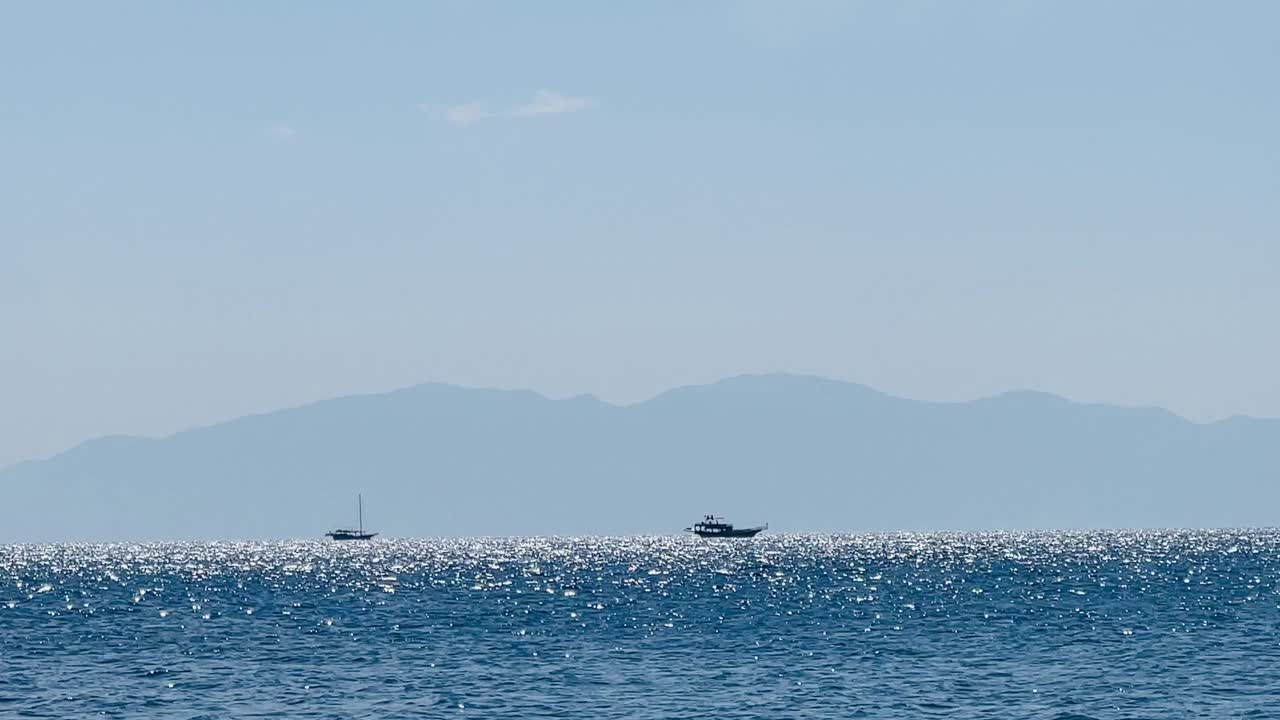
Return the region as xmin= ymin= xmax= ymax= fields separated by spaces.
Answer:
xmin=445 ymin=103 xmax=490 ymax=127
xmin=270 ymin=124 xmax=297 ymax=139
xmin=440 ymin=91 xmax=594 ymax=128
xmin=509 ymin=91 xmax=595 ymax=118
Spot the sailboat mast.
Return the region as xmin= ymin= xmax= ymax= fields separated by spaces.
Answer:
xmin=358 ymin=494 xmax=363 ymax=533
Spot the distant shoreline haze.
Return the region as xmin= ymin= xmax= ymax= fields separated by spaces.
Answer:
xmin=2 ymin=374 xmax=1278 ymax=543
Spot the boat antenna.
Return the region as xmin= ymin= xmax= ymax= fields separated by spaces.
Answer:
xmin=358 ymin=494 xmax=364 ymax=534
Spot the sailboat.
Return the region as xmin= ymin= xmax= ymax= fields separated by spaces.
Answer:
xmin=326 ymin=494 xmax=378 ymax=541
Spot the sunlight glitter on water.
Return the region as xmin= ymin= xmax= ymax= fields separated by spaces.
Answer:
xmin=1 ymin=531 xmax=1279 ymax=718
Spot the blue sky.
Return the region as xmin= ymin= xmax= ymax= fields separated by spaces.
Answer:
xmin=3 ymin=1 xmax=1278 ymax=468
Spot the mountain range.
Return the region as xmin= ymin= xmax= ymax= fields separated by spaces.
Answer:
xmin=2 ymin=374 xmax=1277 ymax=542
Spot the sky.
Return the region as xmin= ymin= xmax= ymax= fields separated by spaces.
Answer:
xmin=2 ymin=1 xmax=1278 ymax=469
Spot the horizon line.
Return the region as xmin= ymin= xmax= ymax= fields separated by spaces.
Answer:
xmin=4 ymin=525 xmax=1278 ymax=547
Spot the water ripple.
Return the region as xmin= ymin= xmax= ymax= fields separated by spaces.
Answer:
xmin=2 ymin=530 xmax=1279 ymax=718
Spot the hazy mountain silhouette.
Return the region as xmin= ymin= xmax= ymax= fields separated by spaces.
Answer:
xmin=2 ymin=374 xmax=1278 ymax=542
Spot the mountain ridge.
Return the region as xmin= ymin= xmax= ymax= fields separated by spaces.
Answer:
xmin=11 ymin=373 xmax=1232 ymax=469
xmin=10 ymin=374 xmax=1246 ymax=471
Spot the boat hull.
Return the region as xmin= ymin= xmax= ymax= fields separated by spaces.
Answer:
xmin=692 ymin=527 xmax=764 ymax=538
xmin=326 ymin=532 xmax=377 ymax=541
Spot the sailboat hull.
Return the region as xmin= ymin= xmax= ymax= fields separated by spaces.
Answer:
xmin=326 ymin=531 xmax=377 ymax=541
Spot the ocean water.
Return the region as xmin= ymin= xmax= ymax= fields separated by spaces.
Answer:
xmin=2 ymin=531 xmax=1278 ymax=719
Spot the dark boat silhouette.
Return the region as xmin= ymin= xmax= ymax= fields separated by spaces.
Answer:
xmin=686 ymin=515 xmax=767 ymax=538
xmin=326 ymin=494 xmax=377 ymax=541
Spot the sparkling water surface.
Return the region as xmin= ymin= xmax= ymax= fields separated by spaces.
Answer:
xmin=3 ymin=531 xmax=1279 ymax=718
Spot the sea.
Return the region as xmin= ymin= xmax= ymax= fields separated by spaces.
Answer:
xmin=2 ymin=531 xmax=1278 ymax=719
